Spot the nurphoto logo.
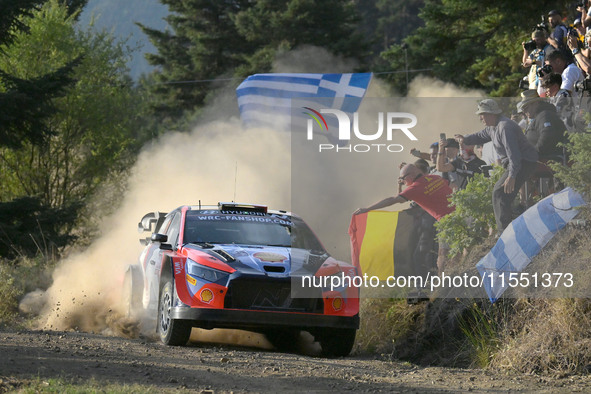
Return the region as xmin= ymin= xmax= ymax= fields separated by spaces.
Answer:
xmin=303 ymin=107 xmax=419 ymax=153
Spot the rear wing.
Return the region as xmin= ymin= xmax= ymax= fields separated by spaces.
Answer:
xmin=138 ymin=211 xmax=167 ymax=245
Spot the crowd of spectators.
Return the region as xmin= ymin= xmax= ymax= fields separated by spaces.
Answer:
xmin=354 ymin=7 xmax=591 ymax=279
xmin=522 ymin=7 xmax=591 ymax=111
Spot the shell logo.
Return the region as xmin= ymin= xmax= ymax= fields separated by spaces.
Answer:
xmin=200 ymin=288 xmax=214 ymax=304
xmin=253 ymin=252 xmax=287 ymax=263
xmin=332 ymin=297 xmax=343 ymax=311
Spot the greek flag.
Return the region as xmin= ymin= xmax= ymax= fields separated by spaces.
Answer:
xmin=236 ymin=73 xmax=372 ymax=141
xmin=477 ymin=187 xmax=586 ymax=302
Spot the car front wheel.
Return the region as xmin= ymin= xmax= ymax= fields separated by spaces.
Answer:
xmin=122 ymin=266 xmax=142 ymax=319
xmin=158 ymin=279 xmax=192 ymax=346
xmin=317 ymin=328 xmax=356 ymax=357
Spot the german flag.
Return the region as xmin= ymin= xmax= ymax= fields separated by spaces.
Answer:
xmin=349 ymin=208 xmax=423 ymax=280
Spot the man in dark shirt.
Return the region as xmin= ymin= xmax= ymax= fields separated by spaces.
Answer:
xmin=547 ymin=9 xmax=568 ymax=53
xmin=518 ymin=89 xmax=567 ymax=160
xmin=437 ymin=138 xmax=487 ymax=190
xmin=455 ymin=99 xmax=539 ymax=233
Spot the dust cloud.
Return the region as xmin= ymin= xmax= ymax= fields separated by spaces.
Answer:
xmin=28 ymin=46 xmax=485 ymax=349
xmin=35 ymin=123 xmax=291 ymax=344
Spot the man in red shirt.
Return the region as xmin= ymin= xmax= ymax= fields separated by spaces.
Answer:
xmin=355 ymin=163 xmax=455 ymax=272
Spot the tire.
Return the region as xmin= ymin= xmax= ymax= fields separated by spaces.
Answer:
xmin=122 ymin=266 xmax=142 ymax=319
xmin=158 ymin=279 xmax=192 ymax=346
xmin=265 ymin=329 xmax=301 ymax=353
xmin=317 ymin=328 xmax=356 ymax=357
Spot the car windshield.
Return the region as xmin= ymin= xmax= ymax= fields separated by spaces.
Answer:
xmin=183 ymin=211 xmax=325 ymax=252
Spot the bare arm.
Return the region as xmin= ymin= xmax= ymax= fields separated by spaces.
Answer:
xmin=522 ymin=45 xmax=533 ymax=67
xmin=410 ymin=148 xmax=431 ymax=161
xmin=354 ymin=196 xmax=407 ymax=215
xmin=435 ymin=138 xmax=455 ymax=172
xmin=569 ymin=35 xmax=591 ymax=74
xmin=580 ymin=5 xmax=591 ymax=28
xmin=547 ymin=35 xmax=560 ymax=50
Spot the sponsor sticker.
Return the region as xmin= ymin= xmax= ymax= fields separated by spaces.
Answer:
xmin=186 ymin=274 xmax=197 ymax=286
xmin=253 ymin=252 xmax=287 ymax=262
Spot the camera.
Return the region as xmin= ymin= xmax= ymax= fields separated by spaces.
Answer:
xmin=480 ymin=165 xmax=493 ymax=178
xmin=534 ymin=15 xmax=549 ymax=33
xmin=537 ymin=64 xmax=553 ymax=78
xmin=575 ymin=77 xmax=591 ymax=92
xmin=518 ymin=76 xmax=529 ymax=90
xmin=523 ymin=40 xmax=537 ymax=51
xmin=568 ymin=26 xmax=580 ymax=38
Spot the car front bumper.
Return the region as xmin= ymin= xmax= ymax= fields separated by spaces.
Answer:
xmin=170 ymin=307 xmax=359 ymax=331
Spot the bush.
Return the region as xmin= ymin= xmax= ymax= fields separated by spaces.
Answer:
xmin=435 ymin=166 xmax=503 ymax=256
xmin=551 ymin=132 xmax=591 ymax=197
xmin=0 ymin=264 xmax=20 ymax=324
xmin=0 ymin=256 xmax=55 ymax=326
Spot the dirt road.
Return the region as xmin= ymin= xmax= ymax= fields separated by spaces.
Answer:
xmin=1 ymin=328 xmax=589 ymax=392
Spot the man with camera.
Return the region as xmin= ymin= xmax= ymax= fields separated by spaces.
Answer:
xmin=547 ymin=9 xmax=569 ymax=53
xmin=454 ymin=100 xmax=538 ymax=234
xmin=436 ymin=137 xmax=486 ymax=191
xmin=522 ymin=30 xmax=553 ymax=90
xmin=543 ymin=50 xmax=584 ymax=97
xmin=567 ymin=30 xmax=591 ymax=75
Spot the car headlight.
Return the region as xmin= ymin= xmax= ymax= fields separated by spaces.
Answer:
xmin=186 ymin=259 xmax=230 ymax=284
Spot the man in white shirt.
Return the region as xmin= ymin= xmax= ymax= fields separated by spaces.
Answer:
xmin=545 ymin=50 xmax=584 ymax=97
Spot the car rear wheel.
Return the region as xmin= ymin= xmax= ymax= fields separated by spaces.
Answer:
xmin=158 ymin=279 xmax=192 ymax=346
xmin=317 ymin=328 xmax=356 ymax=357
xmin=122 ymin=266 xmax=142 ymax=319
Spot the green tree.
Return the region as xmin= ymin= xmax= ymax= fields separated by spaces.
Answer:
xmin=436 ymin=167 xmax=503 ymax=256
xmin=354 ymin=0 xmax=424 ymax=55
xmin=139 ymin=0 xmax=251 ymax=124
xmin=0 ymin=1 xmax=87 ymax=44
xmin=0 ymin=0 xmax=145 ymax=257
xmin=551 ymin=132 xmax=591 ymax=197
xmin=380 ymin=0 xmax=574 ymax=95
xmin=0 ymin=0 xmax=82 ymax=149
xmin=233 ymin=0 xmax=367 ymax=76
xmin=140 ymin=0 xmax=369 ymax=126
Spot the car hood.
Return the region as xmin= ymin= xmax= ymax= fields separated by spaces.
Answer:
xmin=186 ymin=244 xmax=331 ymax=277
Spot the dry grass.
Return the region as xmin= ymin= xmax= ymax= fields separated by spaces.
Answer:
xmin=356 ymin=210 xmax=591 ymax=374
xmin=490 ymin=213 xmax=591 ymax=374
xmin=491 ymin=298 xmax=591 ymax=374
xmin=355 ymin=298 xmax=426 ymax=355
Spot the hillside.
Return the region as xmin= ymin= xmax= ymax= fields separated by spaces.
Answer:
xmin=78 ymin=0 xmax=169 ymax=79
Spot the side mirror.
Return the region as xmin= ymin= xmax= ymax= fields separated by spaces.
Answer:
xmin=159 ymin=243 xmax=173 ymax=251
xmin=151 ymin=233 xmax=168 ymax=243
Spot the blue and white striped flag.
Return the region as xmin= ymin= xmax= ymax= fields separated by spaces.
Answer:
xmin=236 ymin=73 xmax=372 ymax=140
xmin=477 ymin=187 xmax=586 ymax=303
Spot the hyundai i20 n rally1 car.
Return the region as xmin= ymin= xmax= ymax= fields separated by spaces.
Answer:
xmin=123 ymin=202 xmax=359 ymax=356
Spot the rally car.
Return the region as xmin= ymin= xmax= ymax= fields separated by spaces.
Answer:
xmin=123 ymin=202 xmax=359 ymax=356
